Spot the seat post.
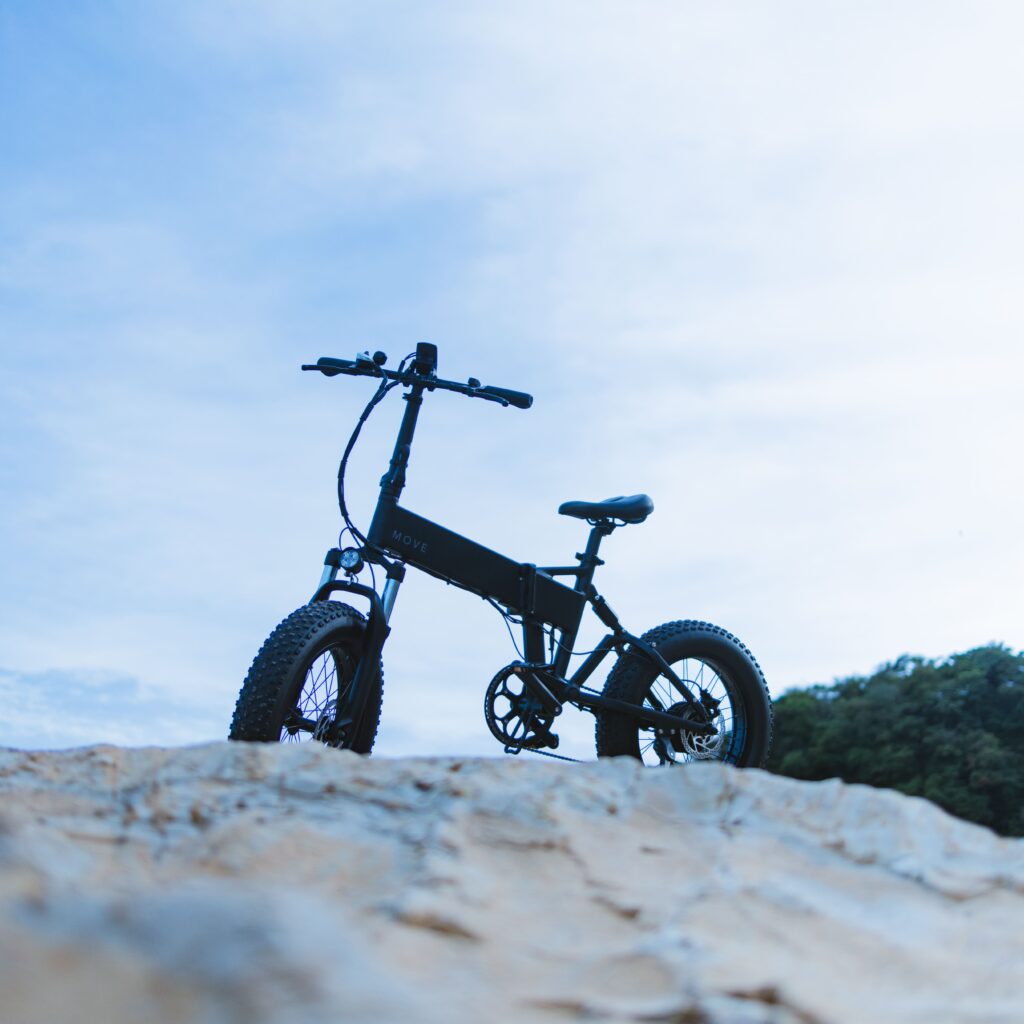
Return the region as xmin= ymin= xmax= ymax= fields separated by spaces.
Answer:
xmin=575 ymin=521 xmax=614 ymax=593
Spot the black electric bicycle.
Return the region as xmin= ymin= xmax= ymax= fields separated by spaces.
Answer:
xmin=229 ymin=344 xmax=773 ymax=766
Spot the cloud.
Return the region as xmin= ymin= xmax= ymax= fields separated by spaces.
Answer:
xmin=0 ymin=667 xmax=222 ymax=749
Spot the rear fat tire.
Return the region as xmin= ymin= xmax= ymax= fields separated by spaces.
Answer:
xmin=229 ymin=601 xmax=383 ymax=753
xmin=595 ymin=620 xmax=773 ymax=767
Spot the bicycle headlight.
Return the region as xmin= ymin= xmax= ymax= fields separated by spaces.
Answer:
xmin=339 ymin=547 xmax=364 ymax=575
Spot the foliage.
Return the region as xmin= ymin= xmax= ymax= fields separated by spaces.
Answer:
xmin=766 ymin=645 xmax=1024 ymax=836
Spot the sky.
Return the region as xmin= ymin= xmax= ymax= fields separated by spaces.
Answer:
xmin=2 ymin=2 xmax=1022 ymax=759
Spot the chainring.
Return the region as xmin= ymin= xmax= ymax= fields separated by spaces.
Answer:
xmin=484 ymin=663 xmax=557 ymax=751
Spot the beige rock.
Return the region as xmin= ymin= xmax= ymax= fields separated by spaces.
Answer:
xmin=0 ymin=742 xmax=1021 ymax=1023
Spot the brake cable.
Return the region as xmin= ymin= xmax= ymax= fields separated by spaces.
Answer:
xmin=486 ymin=597 xmax=527 ymax=661
xmin=335 ymin=353 xmax=421 ymax=544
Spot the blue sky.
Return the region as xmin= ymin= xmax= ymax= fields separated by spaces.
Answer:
xmin=2 ymin=2 xmax=1022 ymax=758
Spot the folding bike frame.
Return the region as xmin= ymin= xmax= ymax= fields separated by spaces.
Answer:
xmin=307 ymin=345 xmax=715 ymax=746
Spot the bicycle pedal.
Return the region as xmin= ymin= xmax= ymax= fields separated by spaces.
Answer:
xmin=535 ymin=729 xmax=559 ymax=750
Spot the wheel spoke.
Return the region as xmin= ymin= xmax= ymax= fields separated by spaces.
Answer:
xmin=647 ymin=688 xmax=667 ymax=712
xmin=281 ymin=647 xmax=352 ymax=744
xmin=632 ymin=655 xmax=745 ymax=766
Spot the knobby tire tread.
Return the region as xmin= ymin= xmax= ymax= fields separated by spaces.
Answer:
xmin=595 ymin=619 xmax=773 ymax=767
xmin=229 ymin=601 xmax=383 ymax=753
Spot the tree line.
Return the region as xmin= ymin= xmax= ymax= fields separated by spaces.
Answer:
xmin=766 ymin=644 xmax=1024 ymax=836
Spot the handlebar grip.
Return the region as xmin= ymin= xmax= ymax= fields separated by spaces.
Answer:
xmin=480 ymin=385 xmax=533 ymax=409
xmin=306 ymin=357 xmax=357 ymax=377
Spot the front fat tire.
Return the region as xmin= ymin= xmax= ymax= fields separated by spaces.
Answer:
xmin=595 ymin=620 xmax=773 ymax=767
xmin=229 ymin=601 xmax=383 ymax=753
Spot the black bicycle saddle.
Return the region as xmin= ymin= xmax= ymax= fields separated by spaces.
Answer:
xmin=557 ymin=494 xmax=654 ymax=524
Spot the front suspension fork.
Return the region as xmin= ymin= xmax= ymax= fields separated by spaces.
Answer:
xmin=311 ymin=548 xmax=403 ymax=741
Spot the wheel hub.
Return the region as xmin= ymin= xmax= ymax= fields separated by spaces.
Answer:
xmin=660 ymin=700 xmax=724 ymax=760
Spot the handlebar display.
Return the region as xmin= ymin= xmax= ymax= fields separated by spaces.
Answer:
xmin=301 ymin=352 xmax=533 ymax=410
xmin=412 ymin=342 xmax=438 ymax=376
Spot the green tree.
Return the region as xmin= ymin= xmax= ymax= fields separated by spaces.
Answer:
xmin=767 ymin=645 xmax=1024 ymax=836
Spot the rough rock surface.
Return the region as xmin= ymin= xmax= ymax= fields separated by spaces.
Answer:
xmin=1 ymin=743 xmax=1022 ymax=1023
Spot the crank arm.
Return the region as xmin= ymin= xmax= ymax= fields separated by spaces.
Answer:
xmin=518 ymin=666 xmax=568 ymax=715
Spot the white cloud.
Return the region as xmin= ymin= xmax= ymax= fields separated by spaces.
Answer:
xmin=0 ymin=667 xmax=221 ymax=749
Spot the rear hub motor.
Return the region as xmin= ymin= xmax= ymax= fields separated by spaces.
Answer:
xmin=661 ymin=700 xmax=724 ymax=760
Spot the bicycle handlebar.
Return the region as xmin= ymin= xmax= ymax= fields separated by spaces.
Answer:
xmin=301 ymin=356 xmax=534 ymax=410
xmin=478 ymin=385 xmax=532 ymax=409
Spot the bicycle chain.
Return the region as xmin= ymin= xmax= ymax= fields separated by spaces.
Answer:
xmin=526 ymin=748 xmax=582 ymax=763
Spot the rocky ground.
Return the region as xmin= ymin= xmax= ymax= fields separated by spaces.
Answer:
xmin=0 ymin=743 xmax=1022 ymax=1023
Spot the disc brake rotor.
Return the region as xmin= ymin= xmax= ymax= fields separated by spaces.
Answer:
xmin=661 ymin=700 xmax=725 ymax=760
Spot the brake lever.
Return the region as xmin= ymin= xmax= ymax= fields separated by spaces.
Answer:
xmin=462 ymin=377 xmax=508 ymax=406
